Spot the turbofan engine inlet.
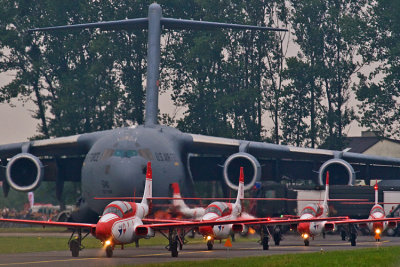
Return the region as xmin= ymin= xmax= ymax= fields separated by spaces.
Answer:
xmin=6 ymin=153 xmax=44 ymax=192
xmin=223 ymin=152 xmax=261 ymax=190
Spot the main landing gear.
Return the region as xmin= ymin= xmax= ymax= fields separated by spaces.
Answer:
xmin=164 ymin=229 xmax=184 ymax=257
xmin=261 ymin=225 xmax=269 ymax=250
xmin=273 ymin=226 xmax=282 ymax=246
xmin=349 ymin=224 xmax=357 ymax=246
xmin=68 ymin=228 xmax=90 ymax=257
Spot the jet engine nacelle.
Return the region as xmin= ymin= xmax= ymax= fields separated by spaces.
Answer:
xmin=5 ymin=153 xmax=44 ymax=192
xmin=223 ymin=152 xmax=261 ymax=191
xmin=318 ymin=158 xmax=355 ymax=186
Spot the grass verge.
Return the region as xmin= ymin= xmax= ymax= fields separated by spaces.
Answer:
xmin=134 ymin=246 xmax=400 ymax=267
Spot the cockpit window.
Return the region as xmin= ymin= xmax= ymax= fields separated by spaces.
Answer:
xmin=371 ymin=206 xmax=384 ymax=215
xmin=103 ymin=206 xmax=123 ymax=218
xmin=301 ymin=204 xmax=323 ymax=217
xmin=205 ymin=205 xmax=222 ymax=216
xmin=300 ymin=208 xmax=316 ymax=216
xmin=113 ymin=150 xmax=138 ymax=158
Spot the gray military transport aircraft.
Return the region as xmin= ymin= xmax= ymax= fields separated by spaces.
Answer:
xmin=1 ymin=3 xmax=400 ymax=222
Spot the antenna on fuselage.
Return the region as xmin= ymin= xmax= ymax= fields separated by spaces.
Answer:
xmin=29 ymin=3 xmax=287 ymax=127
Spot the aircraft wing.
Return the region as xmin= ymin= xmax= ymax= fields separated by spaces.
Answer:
xmin=136 ymin=216 xmax=348 ymax=232
xmin=0 ymin=218 xmax=96 ymax=229
xmin=0 ymin=130 xmax=112 ymax=192
xmin=325 ymin=217 xmax=400 ymax=226
xmin=182 ymin=133 xmax=400 ymax=185
xmin=185 ymin=133 xmax=400 ymax=165
xmin=324 ymin=217 xmax=400 ymax=231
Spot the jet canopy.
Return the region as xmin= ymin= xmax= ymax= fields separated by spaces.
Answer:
xmin=102 ymin=201 xmax=134 ymax=218
xmin=205 ymin=202 xmax=232 ymax=217
xmin=300 ymin=203 xmax=324 ymax=217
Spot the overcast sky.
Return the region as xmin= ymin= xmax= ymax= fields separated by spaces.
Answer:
xmin=0 ymin=80 xmax=365 ymax=146
xmin=0 ymin=31 xmax=366 ymax=145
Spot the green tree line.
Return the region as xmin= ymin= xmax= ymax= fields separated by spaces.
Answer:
xmin=0 ymin=0 xmax=399 ymax=149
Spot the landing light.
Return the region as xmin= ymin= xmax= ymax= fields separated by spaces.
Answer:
xmin=105 ymin=240 xmax=112 ymax=246
xmin=206 ymin=235 xmax=212 ymax=241
xmin=375 ymin=229 xmax=381 ymax=234
xmin=302 ymin=233 xmax=309 ymax=239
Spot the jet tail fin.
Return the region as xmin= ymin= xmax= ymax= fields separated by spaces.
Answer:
xmin=374 ymin=180 xmax=379 ymax=205
xmin=141 ymin=162 xmax=152 ymax=205
xmin=323 ymin=171 xmax=329 ymax=206
xmin=171 ymin=183 xmax=190 ymax=211
xmin=235 ymin=167 xmax=245 ymax=206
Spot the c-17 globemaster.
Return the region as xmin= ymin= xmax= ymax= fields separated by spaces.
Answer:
xmin=1 ymin=3 xmax=400 ymax=223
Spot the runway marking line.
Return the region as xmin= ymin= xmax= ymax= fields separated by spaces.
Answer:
xmin=0 ymin=250 xmax=213 ymax=265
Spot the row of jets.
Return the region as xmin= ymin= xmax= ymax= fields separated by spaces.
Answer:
xmin=1 ymin=162 xmax=399 ymax=258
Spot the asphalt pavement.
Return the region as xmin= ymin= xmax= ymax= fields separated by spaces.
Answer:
xmin=0 ymin=234 xmax=398 ymax=266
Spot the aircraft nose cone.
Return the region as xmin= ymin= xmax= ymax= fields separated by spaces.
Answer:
xmin=373 ymin=222 xmax=383 ymax=231
xmin=297 ymin=222 xmax=310 ymax=234
xmin=199 ymin=226 xmax=214 ymax=236
xmin=95 ymin=222 xmax=112 ymax=241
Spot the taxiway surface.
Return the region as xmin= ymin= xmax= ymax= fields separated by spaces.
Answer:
xmin=0 ymin=235 xmax=398 ymax=266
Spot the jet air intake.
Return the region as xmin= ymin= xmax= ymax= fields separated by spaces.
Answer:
xmin=318 ymin=158 xmax=355 ymax=186
xmin=223 ymin=152 xmax=260 ymax=191
xmin=6 ymin=153 xmax=44 ymax=192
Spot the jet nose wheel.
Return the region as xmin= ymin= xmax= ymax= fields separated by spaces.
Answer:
xmin=304 ymin=239 xmax=310 ymax=246
xmin=105 ymin=245 xmax=113 ymax=258
xmin=207 ymin=240 xmax=214 ymax=250
xmin=69 ymin=239 xmax=80 ymax=257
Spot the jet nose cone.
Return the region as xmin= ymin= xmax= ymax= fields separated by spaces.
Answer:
xmin=199 ymin=226 xmax=214 ymax=236
xmin=95 ymin=222 xmax=111 ymax=241
xmin=297 ymin=222 xmax=310 ymax=234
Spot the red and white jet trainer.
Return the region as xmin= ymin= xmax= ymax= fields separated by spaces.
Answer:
xmin=0 ymin=161 xmax=158 ymax=258
xmin=296 ymin=171 xmax=331 ymax=246
xmin=366 ymin=182 xmax=390 ymax=241
xmin=324 ymin=181 xmax=399 ymax=245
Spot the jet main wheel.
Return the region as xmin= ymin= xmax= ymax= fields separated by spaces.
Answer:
xmin=273 ymin=232 xmax=281 ymax=246
xmin=341 ymin=231 xmax=347 ymax=241
xmin=171 ymin=236 xmax=179 ymax=257
xmin=207 ymin=240 xmax=214 ymax=250
xmin=350 ymin=233 xmax=357 ymax=246
xmin=69 ymin=239 xmax=80 ymax=257
xmin=262 ymin=236 xmax=269 ymax=250
xmin=105 ymin=245 xmax=113 ymax=258
xmin=304 ymin=239 xmax=310 ymax=246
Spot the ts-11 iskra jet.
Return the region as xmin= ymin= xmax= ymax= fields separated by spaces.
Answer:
xmin=296 ymin=172 xmax=400 ymax=246
xmin=0 ymin=162 xmax=163 ymax=257
xmin=324 ymin=181 xmax=400 ymax=245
